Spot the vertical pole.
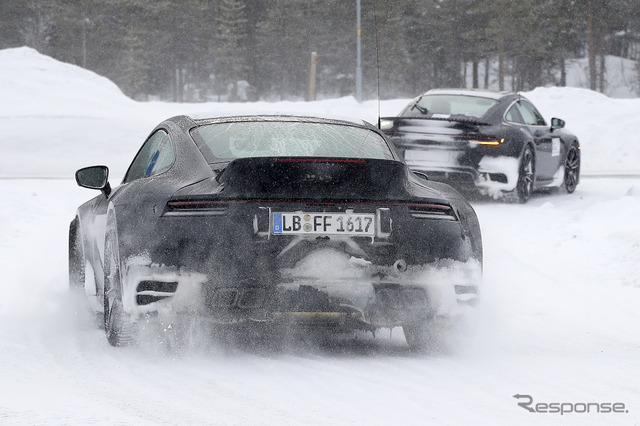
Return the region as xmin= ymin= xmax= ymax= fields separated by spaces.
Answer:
xmin=308 ymin=52 xmax=318 ymax=101
xmin=356 ymin=0 xmax=362 ymax=102
xmin=81 ymin=19 xmax=87 ymax=68
xmin=498 ymin=10 xmax=504 ymax=91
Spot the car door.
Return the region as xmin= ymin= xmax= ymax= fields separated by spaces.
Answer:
xmin=516 ymin=100 xmax=559 ymax=180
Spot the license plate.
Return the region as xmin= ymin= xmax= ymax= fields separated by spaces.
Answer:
xmin=272 ymin=212 xmax=375 ymax=236
xmin=405 ymin=149 xmax=455 ymax=164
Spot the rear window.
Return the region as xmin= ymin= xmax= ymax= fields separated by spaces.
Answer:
xmin=191 ymin=121 xmax=394 ymax=162
xmin=404 ymin=94 xmax=499 ymax=118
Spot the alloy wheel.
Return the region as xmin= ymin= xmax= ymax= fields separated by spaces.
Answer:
xmin=516 ymin=147 xmax=535 ymax=203
xmin=564 ymin=145 xmax=580 ymax=193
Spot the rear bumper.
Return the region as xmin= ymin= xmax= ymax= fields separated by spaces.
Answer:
xmin=122 ymin=256 xmax=481 ymax=330
xmin=406 ymin=155 xmax=519 ymax=195
xmin=116 ymin=197 xmax=482 ymax=331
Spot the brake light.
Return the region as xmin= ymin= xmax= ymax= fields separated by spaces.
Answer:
xmin=167 ymin=200 xmax=228 ymax=208
xmin=166 ymin=200 xmax=229 ymax=216
xmin=276 ymin=158 xmax=367 ymax=163
xmin=467 ymin=137 xmax=504 ymax=146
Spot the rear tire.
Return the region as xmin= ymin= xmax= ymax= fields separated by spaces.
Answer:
xmin=505 ymin=146 xmax=535 ymax=203
xmin=103 ymin=226 xmax=135 ymax=347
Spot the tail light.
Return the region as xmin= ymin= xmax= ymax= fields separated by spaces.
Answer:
xmin=408 ymin=203 xmax=457 ymax=221
xmin=465 ymin=136 xmax=504 ymax=146
xmin=165 ymin=200 xmax=228 ymax=216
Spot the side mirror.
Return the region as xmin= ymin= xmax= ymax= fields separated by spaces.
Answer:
xmin=551 ymin=117 xmax=565 ymax=130
xmin=76 ymin=165 xmax=111 ymax=197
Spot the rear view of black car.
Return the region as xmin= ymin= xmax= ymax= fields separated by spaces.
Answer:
xmin=69 ymin=115 xmax=482 ymax=350
xmin=380 ymin=89 xmax=581 ymax=203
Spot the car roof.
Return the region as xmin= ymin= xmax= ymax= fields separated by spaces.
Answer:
xmin=422 ymin=88 xmax=516 ymax=100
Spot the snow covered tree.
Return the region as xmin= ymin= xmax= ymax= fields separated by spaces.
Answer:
xmin=3 ymin=0 xmax=637 ymax=99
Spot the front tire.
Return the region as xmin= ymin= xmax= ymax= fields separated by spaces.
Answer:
xmin=103 ymin=226 xmax=134 ymax=347
xmin=564 ymin=144 xmax=580 ymax=193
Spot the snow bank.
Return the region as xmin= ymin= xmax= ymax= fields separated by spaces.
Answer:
xmin=0 ymin=46 xmax=134 ymax=117
xmin=0 ymin=47 xmax=638 ymax=178
xmin=526 ymin=87 xmax=640 ymax=174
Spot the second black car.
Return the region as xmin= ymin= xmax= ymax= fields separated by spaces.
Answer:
xmin=380 ymin=89 xmax=581 ymax=203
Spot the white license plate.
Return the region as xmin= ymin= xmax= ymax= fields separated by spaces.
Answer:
xmin=272 ymin=212 xmax=375 ymax=236
xmin=405 ymin=149 xmax=455 ymax=163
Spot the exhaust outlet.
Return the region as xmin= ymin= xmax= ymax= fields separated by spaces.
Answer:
xmin=393 ymin=259 xmax=407 ymax=272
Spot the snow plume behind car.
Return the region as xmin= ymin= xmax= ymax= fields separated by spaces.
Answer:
xmin=97 ymin=248 xmax=481 ymax=353
xmin=279 ymin=251 xmax=481 ymax=318
xmin=105 ymin=248 xmax=482 ymax=353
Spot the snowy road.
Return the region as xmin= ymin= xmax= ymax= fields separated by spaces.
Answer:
xmin=1 ymin=177 xmax=639 ymax=425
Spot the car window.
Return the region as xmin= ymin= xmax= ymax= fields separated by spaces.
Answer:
xmin=505 ymin=104 xmax=524 ymax=124
xmin=150 ymin=135 xmax=174 ymax=176
xmin=191 ymin=121 xmax=394 ymax=162
xmin=404 ymin=95 xmax=499 ymax=118
xmin=516 ymin=101 xmax=546 ymax=126
xmin=123 ymin=129 xmax=173 ymax=183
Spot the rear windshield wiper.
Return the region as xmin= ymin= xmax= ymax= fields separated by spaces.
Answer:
xmin=410 ymin=97 xmax=429 ymax=115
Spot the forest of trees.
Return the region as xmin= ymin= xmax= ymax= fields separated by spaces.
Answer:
xmin=1 ymin=0 xmax=639 ymax=101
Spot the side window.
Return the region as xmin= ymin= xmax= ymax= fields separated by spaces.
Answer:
xmin=516 ymin=101 xmax=546 ymax=126
xmin=123 ymin=130 xmax=173 ymax=183
xmin=150 ymin=136 xmax=174 ymax=176
xmin=505 ymin=105 xmax=524 ymax=124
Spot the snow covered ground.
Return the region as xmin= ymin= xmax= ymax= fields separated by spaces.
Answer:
xmin=1 ymin=47 xmax=640 ymax=425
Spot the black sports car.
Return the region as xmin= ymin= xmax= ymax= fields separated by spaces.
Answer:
xmin=69 ymin=114 xmax=482 ymax=349
xmin=380 ymin=89 xmax=581 ymax=202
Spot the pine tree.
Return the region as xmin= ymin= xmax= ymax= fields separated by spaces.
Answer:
xmin=213 ymin=0 xmax=249 ymax=100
